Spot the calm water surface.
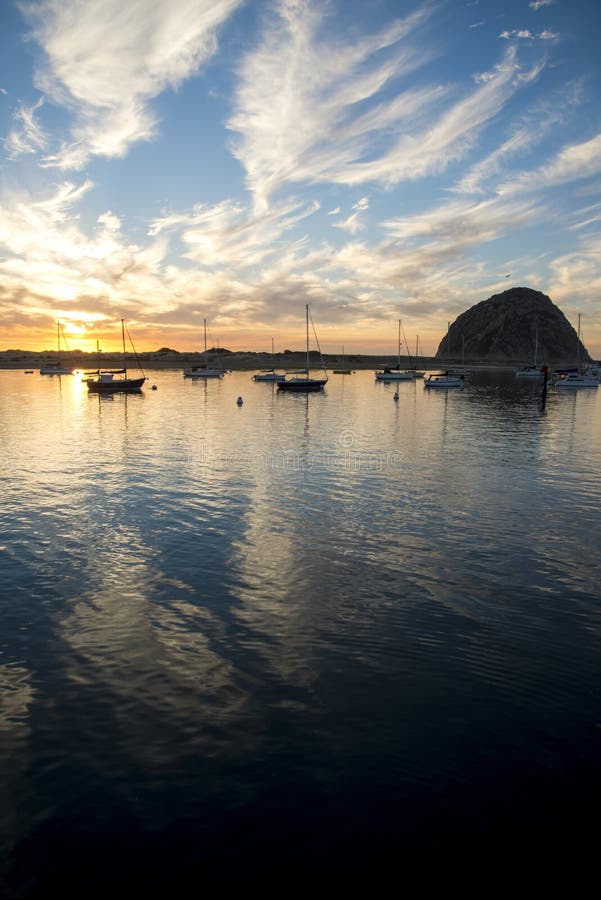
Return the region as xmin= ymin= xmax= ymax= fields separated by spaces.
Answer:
xmin=1 ymin=368 xmax=600 ymax=891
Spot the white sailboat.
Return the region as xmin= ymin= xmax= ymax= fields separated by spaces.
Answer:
xmin=516 ymin=327 xmax=544 ymax=378
xmin=39 ymin=321 xmax=73 ymax=375
xmin=184 ymin=320 xmax=224 ymax=378
xmin=554 ymin=314 xmax=599 ymax=389
xmin=375 ymin=320 xmax=417 ymax=381
xmin=423 ymin=372 xmax=465 ymax=389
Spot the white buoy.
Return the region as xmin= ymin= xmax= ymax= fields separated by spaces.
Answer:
xmin=236 ymin=396 xmax=243 ymax=405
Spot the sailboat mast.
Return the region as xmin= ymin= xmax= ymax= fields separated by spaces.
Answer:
xmin=306 ymin=304 xmax=310 ymax=374
xmin=57 ymin=320 xmax=60 ymax=353
xmin=121 ymin=318 xmax=126 ymax=374
xmin=398 ymin=320 xmax=401 ymax=368
xmin=576 ymin=313 xmax=581 ymax=368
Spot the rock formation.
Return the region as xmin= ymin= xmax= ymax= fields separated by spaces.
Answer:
xmin=435 ymin=287 xmax=590 ymax=364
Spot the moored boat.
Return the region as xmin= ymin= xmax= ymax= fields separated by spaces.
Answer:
xmin=183 ymin=319 xmax=225 ymax=378
xmin=553 ymin=372 xmax=599 ymax=389
xmin=252 ymin=368 xmax=286 ymax=382
xmin=516 ymin=327 xmax=544 ymax=378
xmin=515 ymin=365 xmax=545 ymax=379
xmin=86 ymin=320 xmax=146 ymax=394
xmin=553 ymin=316 xmax=599 ymax=388
xmin=277 ymin=305 xmax=328 ymax=393
xmin=423 ymin=371 xmax=465 ymax=388
xmin=39 ymin=321 xmax=73 ymax=375
xmin=86 ymin=370 xmax=146 ymax=394
xmin=332 ymin=345 xmax=353 ymax=374
xmin=375 ymin=320 xmax=422 ymax=380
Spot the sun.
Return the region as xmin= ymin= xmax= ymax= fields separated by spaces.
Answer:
xmin=63 ymin=322 xmax=88 ymax=336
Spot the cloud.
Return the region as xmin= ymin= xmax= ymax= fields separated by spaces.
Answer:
xmin=529 ymin=0 xmax=555 ymax=10
xmin=500 ymin=29 xmax=559 ymax=42
xmin=228 ymin=0 xmax=438 ymax=208
xmin=497 ymin=132 xmax=601 ymax=196
xmin=4 ymin=98 xmax=48 ymax=158
xmin=548 ymin=234 xmax=601 ymax=321
xmin=20 ymin=0 xmax=243 ymax=169
xmin=331 ymin=196 xmax=370 ymax=234
xmin=332 ymin=212 xmax=365 ymax=235
xmin=382 ymin=195 xmax=544 ymax=250
xmin=452 ymin=82 xmax=582 ymax=195
xmin=229 ymin=3 xmax=544 ymax=205
xmin=150 ymin=195 xmax=321 ymax=269
xmin=0 ymin=179 xmax=177 ymax=319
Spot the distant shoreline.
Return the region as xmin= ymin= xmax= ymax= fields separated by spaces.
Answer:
xmin=0 ymin=349 xmax=532 ymax=371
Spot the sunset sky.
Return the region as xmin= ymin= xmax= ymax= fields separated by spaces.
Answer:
xmin=1 ymin=0 xmax=600 ymax=356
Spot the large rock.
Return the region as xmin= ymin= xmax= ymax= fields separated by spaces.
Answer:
xmin=435 ymin=287 xmax=590 ymax=364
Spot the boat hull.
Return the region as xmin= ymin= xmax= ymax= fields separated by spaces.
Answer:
xmin=554 ymin=377 xmax=599 ymax=388
xmin=424 ymin=374 xmax=464 ymax=388
xmin=277 ymin=378 xmax=327 ymax=392
xmin=39 ymin=366 xmax=73 ymax=375
xmin=375 ymin=371 xmax=415 ymax=381
xmin=87 ymin=377 xmax=146 ymax=394
xmin=516 ymin=367 xmax=544 ymax=378
xmin=183 ymin=369 xmax=223 ymax=378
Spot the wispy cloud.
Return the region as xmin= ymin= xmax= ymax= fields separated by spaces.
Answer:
xmin=529 ymin=0 xmax=555 ymax=10
xmin=4 ymin=98 xmax=48 ymax=158
xmin=150 ymin=195 xmax=320 ymax=270
xmin=20 ymin=0 xmax=243 ymax=169
xmin=452 ymin=82 xmax=582 ymax=195
xmin=228 ymin=0 xmax=438 ymax=208
xmin=230 ymin=1 xmax=545 ymax=205
xmin=497 ymin=132 xmax=601 ymax=196
xmin=332 ymin=197 xmax=370 ymax=234
xmin=382 ymin=196 xmax=544 ymax=249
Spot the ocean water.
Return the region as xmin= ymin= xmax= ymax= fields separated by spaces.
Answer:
xmin=1 ymin=367 xmax=600 ymax=892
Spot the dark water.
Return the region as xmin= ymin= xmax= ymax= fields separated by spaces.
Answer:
xmin=1 ymin=368 xmax=600 ymax=892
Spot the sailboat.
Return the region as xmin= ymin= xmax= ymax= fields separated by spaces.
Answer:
xmin=375 ymin=320 xmax=416 ymax=380
xmin=85 ymin=320 xmax=146 ymax=393
xmin=516 ymin=327 xmax=544 ymax=378
xmin=409 ymin=333 xmax=426 ymax=378
xmin=183 ymin=319 xmax=224 ymax=378
xmin=39 ymin=320 xmax=74 ymax=375
xmin=423 ymin=371 xmax=465 ymax=388
xmin=253 ymin=369 xmax=286 ymax=382
xmin=554 ymin=314 xmax=599 ymax=389
xmin=332 ymin=345 xmax=352 ymax=375
xmin=277 ymin=305 xmax=328 ymax=392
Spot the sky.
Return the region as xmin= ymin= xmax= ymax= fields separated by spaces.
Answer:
xmin=1 ymin=0 xmax=601 ymax=357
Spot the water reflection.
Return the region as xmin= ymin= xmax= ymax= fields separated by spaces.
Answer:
xmin=0 ymin=368 xmax=600 ymax=889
